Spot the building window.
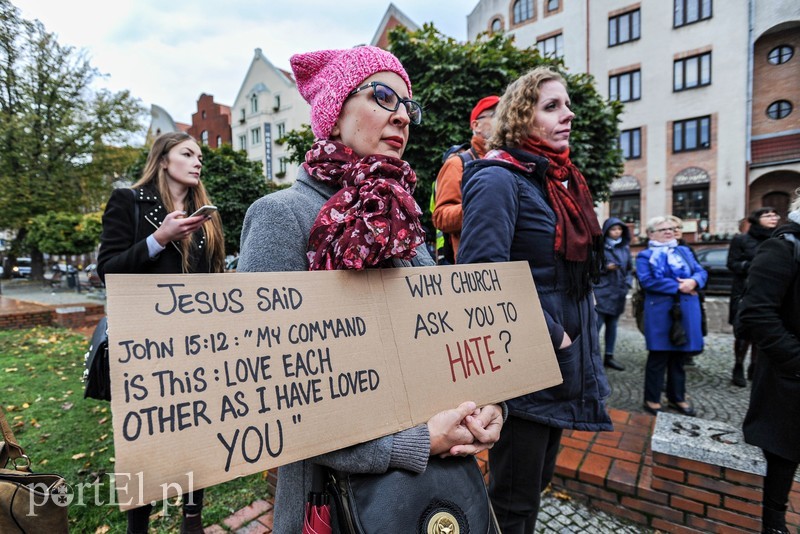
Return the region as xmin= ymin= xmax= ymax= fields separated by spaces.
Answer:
xmin=768 ymin=45 xmax=794 ymax=65
xmin=491 ymin=18 xmax=503 ymax=33
xmin=279 ymin=157 xmax=288 ymax=174
xmin=674 ymin=52 xmax=711 ymax=91
xmin=620 ymin=128 xmax=641 ymax=159
xmin=216 ymin=135 xmax=222 ymax=147
xmin=276 ymin=122 xmax=286 ymax=139
xmin=546 ymin=0 xmax=559 ymax=12
xmin=610 ymin=193 xmax=641 ymax=225
xmin=609 ymin=9 xmax=640 ymax=47
xmin=273 ymin=95 xmax=281 ymax=111
xmin=202 ymin=110 xmax=206 ymax=119
xmin=251 ymin=127 xmax=260 ymax=145
xmin=239 ymin=108 xmax=245 ymax=122
xmin=766 ymin=100 xmax=792 ymax=120
xmin=200 ymin=130 xmax=208 ymax=145
xmin=609 ymin=70 xmax=641 ymax=102
xmin=537 ymin=33 xmax=564 ymax=59
xmin=513 ymin=0 xmax=533 ymax=24
xmin=250 ymin=94 xmax=258 ymax=114
xmin=674 ymin=0 xmax=712 ymax=28
xmin=673 ymin=115 xmax=710 ymax=152
xmin=672 ymin=187 xmax=709 ymax=220
xmin=239 ymin=134 xmax=247 ymax=150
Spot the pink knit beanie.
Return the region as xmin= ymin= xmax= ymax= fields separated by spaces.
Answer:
xmin=290 ymin=46 xmax=412 ymax=139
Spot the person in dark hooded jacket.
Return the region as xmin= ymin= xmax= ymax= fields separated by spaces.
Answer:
xmin=593 ymin=218 xmax=632 ymax=371
xmin=738 ymin=192 xmax=800 ymax=534
xmin=458 ymin=66 xmax=612 ymax=534
xmin=727 ymin=207 xmax=780 ymax=386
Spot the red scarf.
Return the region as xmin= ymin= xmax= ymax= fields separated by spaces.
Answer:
xmin=520 ymin=137 xmax=602 ymax=263
xmin=303 ymin=140 xmax=425 ymax=270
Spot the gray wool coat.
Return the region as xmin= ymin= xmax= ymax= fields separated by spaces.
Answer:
xmin=238 ymin=168 xmax=435 ymax=533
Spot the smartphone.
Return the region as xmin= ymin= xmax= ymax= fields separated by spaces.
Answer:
xmin=188 ymin=205 xmax=217 ymax=218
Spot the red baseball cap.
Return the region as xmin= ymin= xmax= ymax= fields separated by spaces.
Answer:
xmin=470 ymin=96 xmax=500 ymax=125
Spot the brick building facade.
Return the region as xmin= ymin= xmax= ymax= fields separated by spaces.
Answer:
xmin=187 ymin=93 xmax=232 ymax=149
xmin=467 ymin=0 xmax=800 ymax=241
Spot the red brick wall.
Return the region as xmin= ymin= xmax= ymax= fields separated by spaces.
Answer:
xmin=52 ymin=304 xmax=105 ymax=329
xmin=547 ymin=409 xmax=800 ymax=533
xmin=0 ymin=309 xmax=53 ymax=329
xmin=0 ymin=303 xmax=104 ymax=330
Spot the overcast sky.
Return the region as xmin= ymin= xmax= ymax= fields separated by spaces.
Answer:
xmin=12 ymin=1 xmax=474 ymax=129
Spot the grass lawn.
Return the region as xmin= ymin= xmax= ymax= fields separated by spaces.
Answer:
xmin=1 ymin=326 xmax=269 ymax=533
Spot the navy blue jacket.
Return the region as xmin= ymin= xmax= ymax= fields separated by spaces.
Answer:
xmin=593 ymin=218 xmax=633 ymax=316
xmin=458 ymin=148 xmax=612 ymax=432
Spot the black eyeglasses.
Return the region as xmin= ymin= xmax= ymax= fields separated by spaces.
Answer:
xmin=346 ymin=82 xmax=423 ymax=125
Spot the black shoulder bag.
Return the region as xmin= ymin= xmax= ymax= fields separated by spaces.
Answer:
xmin=326 ymin=455 xmax=499 ymax=534
xmin=631 ymin=272 xmax=645 ymax=334
xmin=83 ymin=189 xmax=138 ymax=401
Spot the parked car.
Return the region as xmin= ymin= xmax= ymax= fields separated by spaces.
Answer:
xmin=11 ymin=257 xmax=31 ymax=278
xmin=695 ymin=247 xmax=733 ymax=295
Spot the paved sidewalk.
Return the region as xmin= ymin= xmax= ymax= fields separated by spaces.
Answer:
xmin=0 ymin=277 xmax=106 ymax=307
xmin=3 ymin=283 xmax=749 ymax=533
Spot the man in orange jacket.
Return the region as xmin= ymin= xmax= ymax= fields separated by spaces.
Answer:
xmin=433 ymin=95 xmax=499 ymax=263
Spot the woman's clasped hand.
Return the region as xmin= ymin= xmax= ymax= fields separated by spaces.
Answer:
xmin=427 ymin=402 xmax=503 ymax=457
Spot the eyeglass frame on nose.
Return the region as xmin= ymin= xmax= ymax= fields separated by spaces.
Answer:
xmin=652 ymin=227 xmax=676 ymax=233
xmin=346 ymin=81 xmax=423 ymax=125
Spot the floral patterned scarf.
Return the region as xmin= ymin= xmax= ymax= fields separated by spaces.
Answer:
xmin=303 ymin=140 xmax=425 ymax=270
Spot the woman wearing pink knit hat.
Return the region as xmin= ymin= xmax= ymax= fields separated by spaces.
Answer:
xmin=238 ymin=45 xmax=504 ymax=533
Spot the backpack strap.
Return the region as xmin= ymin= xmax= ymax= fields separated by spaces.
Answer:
xmin=458 ymin=149 xmax=476 ymax=166
xmin=780 ymin=233 xmax=800 ymax=263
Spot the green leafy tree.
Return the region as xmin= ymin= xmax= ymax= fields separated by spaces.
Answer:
xmin=283 ymin=25 xmax=623 ymax=235
xmin=79 ymin=144 xmax=143 ymax=212
xmin=26 ymin=211 xmax=102 ymax=257
xmin=200 ymin=144 xmax=283 ymax=254
xmin=279 ymin=125 xmax=314 ymax=165
xmin=390 ymin=25 xmax=623 ymax=232
xmin=0 ymin=0 xmax=145 ymax=278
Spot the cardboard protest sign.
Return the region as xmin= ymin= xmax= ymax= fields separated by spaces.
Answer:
xmin=105 ymin=261 xmax=560 ymax=510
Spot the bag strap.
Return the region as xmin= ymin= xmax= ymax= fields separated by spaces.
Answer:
xmin=0 ymin=405 xmax=29 ymax=470
xmin=458 ymin=148 xmax=476 ymax=166
xmin=781 ymin=233 xmax=800 ymax=263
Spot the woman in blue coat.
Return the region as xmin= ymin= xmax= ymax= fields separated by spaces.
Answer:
xmin=459 ymin=66 xmax=612 ymax=533
xmin=636 ymin=216 xmax=707 ymax=416
xmin=593 ymin=217 xmax=633 ymax=371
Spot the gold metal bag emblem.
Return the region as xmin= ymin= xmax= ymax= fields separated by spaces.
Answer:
xmin=426 ymin=510 xmax=460 ymax=534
